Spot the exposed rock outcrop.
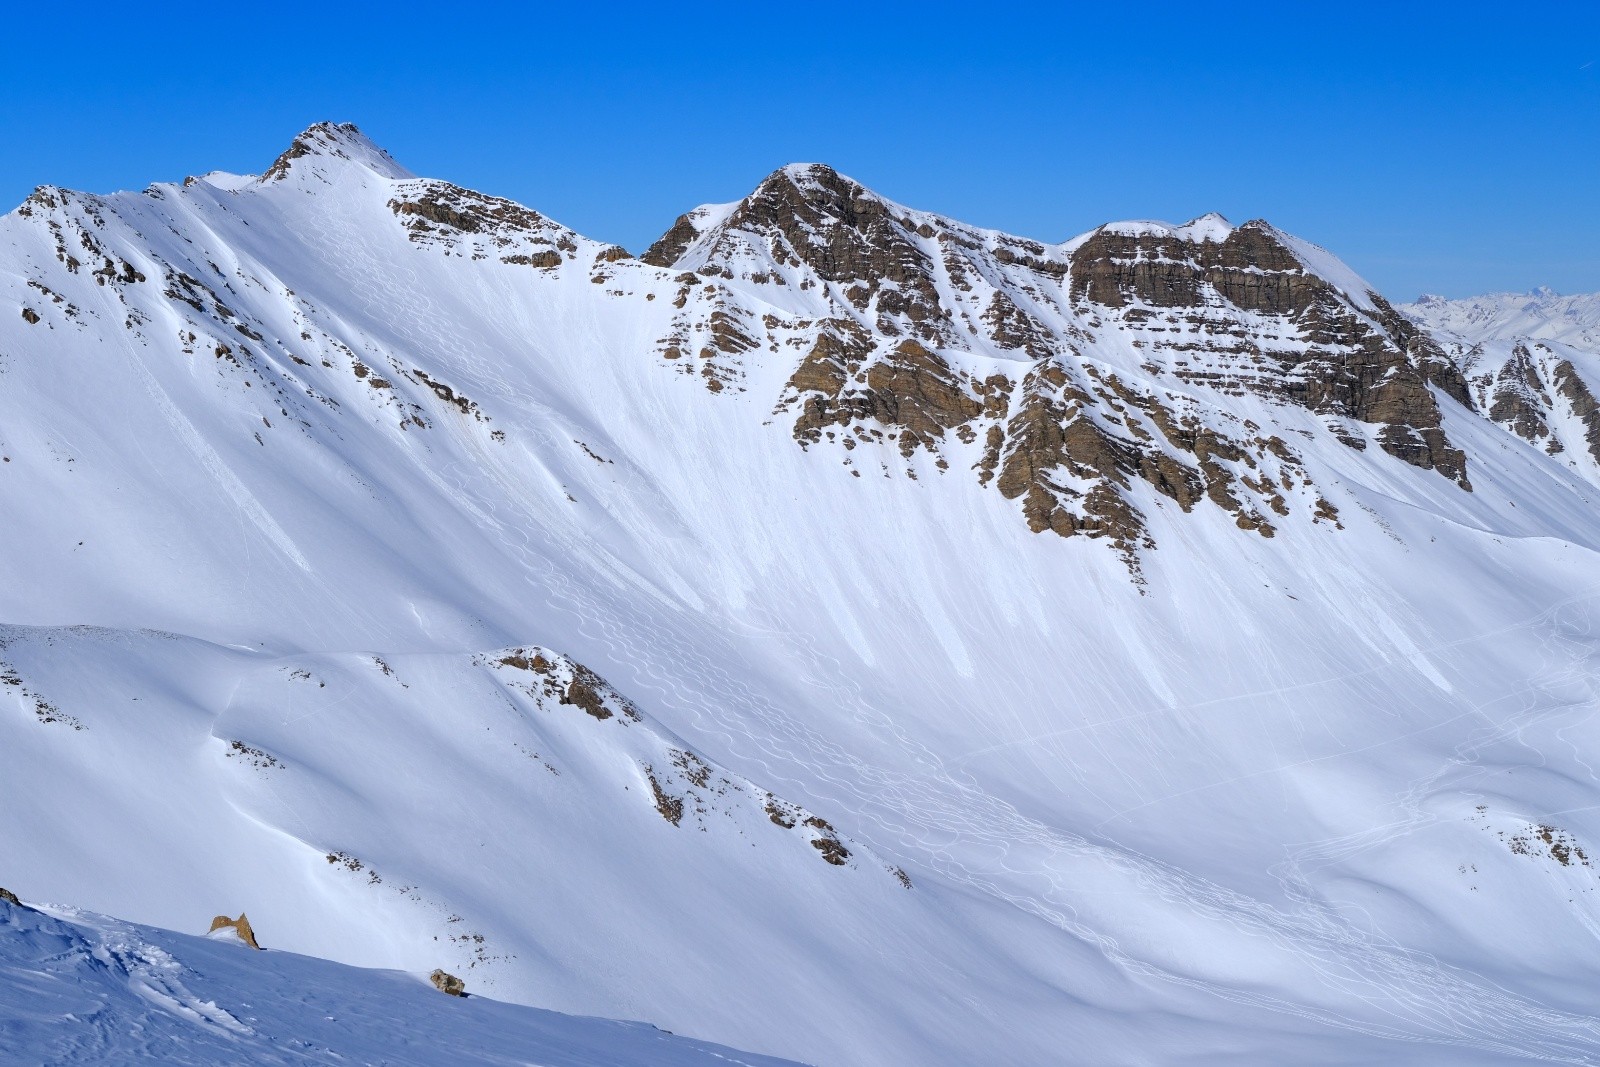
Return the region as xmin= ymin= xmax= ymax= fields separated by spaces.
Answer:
xmin=1486 ymin=344 xmax=1554 ymax=445
xmin=1065 ymin=222 xmax=1472 ymax=487
xmin=784 ymin=323 xmax=982 ymax=457
xmin=641 ymin=213 xmax=703 ymax=268
xmin=1553 ymin=360 xmax=1600 ymax=465
xmin=208 ymin=912 xmax=261 ymax=949
xmin=430 ymin=968 xmax=467 ymax=996
xmin=480 ymin=646 xmax=881 ymax=872
xmin=1433 ymin=334 xmax=1600 ymax=470
xmin=691 ymin=165 xmax=957 ymax=345
xmin=386 ymin=180 xmax=579 ymax=271
xmin=643 ymin=174 xmax=1471 ymax=572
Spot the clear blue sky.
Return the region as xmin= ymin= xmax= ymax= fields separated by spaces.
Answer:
xmin=5 ymin=2 xmax=1596 ymax=299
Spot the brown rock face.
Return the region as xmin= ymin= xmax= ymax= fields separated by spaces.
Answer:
xmin=641 ymin=213 xmax=703 ymax=268
xmin=491 ymin=647 xmax=644 ymax=722
xmin=261 ymin=134 xmax=318 ymax=182
xmin=1456 ymin=340 xmax=1600 ymax=467
xmin=787 ymin=323 xmax=981 ymax=456
xmin=644 ymin=170 xmax=1475 ymax=573
xmin=1066 ymin=222 xmax=1472 ymax=488
xmin=430 ymin=968 xmax=467 ymax=996
xmin=677 ymin=165 xmax=960 ymax=345
xmin=388 ymin=183 xmax=561 ymax=246
xmin=994 ymin=361 xmax=1153 ymax=553
xmin=1553 ymin=360 xmax=1600 ymax=465
xmin=208 ymin=912 xmax=261 ymax=949
xmin=0 ymin=887 xmax=22 ymax=907
xmin=1487 ymin=344 xmax=1553 ymax=444
xmin=991 ymin=360 xmax=1310 ymax=568
xmin=981 ymin=290 xmax=1057 ymax=358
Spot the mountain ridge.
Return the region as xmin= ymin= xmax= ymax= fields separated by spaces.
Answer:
xmin=629 ymin=157 xmax=1479 ymax=568
xmin=6 ymin=123 xmax=1600 ymax=1065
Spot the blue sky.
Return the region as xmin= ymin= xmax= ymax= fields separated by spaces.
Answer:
xmin=5 ymin=2 xmax=1596 ymax=298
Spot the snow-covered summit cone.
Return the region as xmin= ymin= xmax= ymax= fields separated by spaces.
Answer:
xmin=258 ymin=120 xmax=416 ymax=184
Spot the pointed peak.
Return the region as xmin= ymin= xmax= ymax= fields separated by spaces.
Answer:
xmin=640 ymin=199 xmax=741 ymax=267
xmin=1177 ymin=212 xmax=1233 ymax=242
xmin=753 ymin=163 xmax=878 ymax=206
xmin=260 ymin=122 xmax=413 ymax=184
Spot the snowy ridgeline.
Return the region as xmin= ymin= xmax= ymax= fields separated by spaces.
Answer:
xmin=0 ymin=895 xmax=800 ymax=1066
xmin=4 ymin=122 xmax=1600 ymax=1066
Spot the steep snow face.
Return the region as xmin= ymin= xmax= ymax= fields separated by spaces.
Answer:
xmin=0 ymin=896 xmax=800 ymax=1066
xmin=7 ymin=126 xmax=1600 ymax=1066
xmin=1403 ymin=292 xmax=1600 ymax=482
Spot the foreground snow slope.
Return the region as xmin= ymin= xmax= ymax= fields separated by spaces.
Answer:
xmin=0 ymin=895 xmax=799 ymax=1066
xmin=4 ymin=123 xmax=1600 ymax=1063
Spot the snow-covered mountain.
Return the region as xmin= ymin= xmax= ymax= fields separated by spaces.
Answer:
xmin=6 ymin=122 xmax=1600 ymax=1064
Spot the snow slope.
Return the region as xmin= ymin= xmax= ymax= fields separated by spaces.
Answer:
xmin=4 ymin=123 xmax=1600 ymax=1064
xmin=0 ymin=894 xmax=799 ymax=1065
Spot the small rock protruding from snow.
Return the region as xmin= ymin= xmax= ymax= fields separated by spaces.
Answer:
xmin=430 ymin=968 xmax=467 ymax=997
xmin=208 ymin=912 xmax=262 ymax=950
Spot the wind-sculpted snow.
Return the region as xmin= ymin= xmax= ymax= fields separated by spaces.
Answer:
xmin=0 ymin=895 xmax=800 ymax=1065
xmin=6 ymin=124 xmax=1600 ymax=1064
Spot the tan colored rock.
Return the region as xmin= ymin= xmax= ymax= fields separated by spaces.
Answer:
xmin=786 ymin=323 xmax=980 ymax=457
xmin=0 ymin=887 xmax=22 ymax=907
xmin=208 ymin=912 xmax=261 ymax=949
xmin=430 ymin=968 xmax=466 ymax=996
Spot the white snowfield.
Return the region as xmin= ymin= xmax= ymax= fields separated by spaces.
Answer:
xmin=0 ymin=896 xmax=801 ymax=1065
xmin=3 ymin=122 xmax=1600 ymax=1065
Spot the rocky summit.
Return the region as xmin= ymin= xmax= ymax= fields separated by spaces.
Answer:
xmin=642 ymin=162 xmax=1477 ymax=567
xmin=5 ymin=124 xmax=1600 ymax=1066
